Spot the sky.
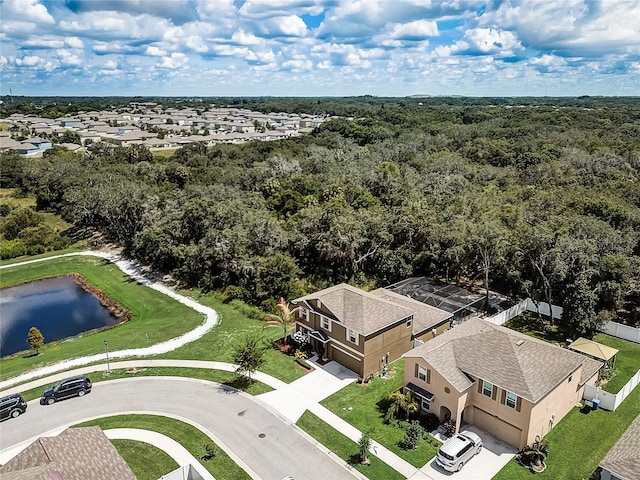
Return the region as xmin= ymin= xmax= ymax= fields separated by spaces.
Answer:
xmin=1 ymin=0 xmax=639 ymax=97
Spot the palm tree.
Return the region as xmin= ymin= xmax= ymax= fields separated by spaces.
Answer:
xmin=263 ymin=297 xmax=300 ymax=345
xmin=388 ymin=390 xmax=420 ymax=421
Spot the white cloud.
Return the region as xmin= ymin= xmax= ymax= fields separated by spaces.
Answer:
xmin=158 ymin=52 xmax=189 ymax=69
xmin=388 ymin=20 xmax=439 ymax=40
xmin=57 ymin=49 xmax=83 ymax=67
xmin=145 ymin=46 xmax=168 ymax=57
xmin=451 ymin=28 xmax=522 ymax=57
xmin=15 ymin=55 xmax=58 ymax=71
xmin=231 ymin=30 xmax=263 ymax=46
xmin=2 ymin=0 xmax=54 ymax=24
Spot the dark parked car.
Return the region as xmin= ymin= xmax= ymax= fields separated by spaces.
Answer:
xmin=0 ymin=393 xmax=27 ymax=420
xmin=40 ymin=376 xmax=92 ymax=405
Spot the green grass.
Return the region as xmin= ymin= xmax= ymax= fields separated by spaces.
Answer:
xmin=0 ymin=188 xmax=73 ymax=233
xmin=297 ymin=410 xmax=405 ymax=480
xmin=593 ymin=334 xmax=640 ymax=393
xmin=493 ymin=377 xmax=640 ymax=480
xmin=18 ymin=367 xmax=273 ymax=402
xmin=321 ymin=360 xmax=440 ymax=468
xmin=153 ymin=290 xmax=306 ymax=384
xmin=75 ymin=414 xmax=250 ymax=480
xmin=0 ymin=256 xmax=203 ymax=380
xmin=111 ymin=439 xmax=179 ymax=480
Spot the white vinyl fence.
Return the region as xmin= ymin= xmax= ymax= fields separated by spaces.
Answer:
xmin=600 ymin=321 xmax=640 ymax=344
xmin=485 ymin=298 xmax=562 ymax=326
xmin=583 ymin=369 xmax=640 ymax=411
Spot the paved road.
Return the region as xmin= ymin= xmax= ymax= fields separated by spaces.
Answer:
xmin=0 ymin=377 xmax=359 ymax=480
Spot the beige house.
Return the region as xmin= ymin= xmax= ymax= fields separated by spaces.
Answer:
xmin=403 ymin=318 xmax=602 ymax=448
xmin=293 ymin=284 xmax=452 ymax=378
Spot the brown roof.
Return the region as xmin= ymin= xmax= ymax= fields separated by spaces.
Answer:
xmin=600 ymin=413 xmax=640 ymax=480
xmin=0 ymin=426 xmax=136 ymax=480
xmin=295 ymin=283 xmax=415 ymax=336
xmin=403 ymin=317 xmax=603 ymax=403
xmin=370 ymin=288 xmax=452 ymax=334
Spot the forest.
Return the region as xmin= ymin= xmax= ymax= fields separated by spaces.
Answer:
xmin=2 ymin=97 xmax=639 ymax=336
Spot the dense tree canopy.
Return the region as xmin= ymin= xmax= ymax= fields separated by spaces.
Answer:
xmin=3 ymin=97 xmax=640 ymax=335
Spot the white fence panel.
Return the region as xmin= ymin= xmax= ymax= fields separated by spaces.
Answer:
xmin=486 ymin=299 xmax=529 ymax=325
xmin=582 ymin=369 xmax=640 ymax=411
xmin=525 ymin=299 xmax=563 ymax=319
xmin=600 ymin=321 xmax=640 ymax=344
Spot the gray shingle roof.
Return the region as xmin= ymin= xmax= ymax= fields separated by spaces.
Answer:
xmin=0 ymin=426 xmax=136 ymax=480
xmin=370 ymin=288 xmax=452 ymax=334
xmin=600 ymin=413 xmax=640 ymax=480
xmin=404 ymin=317 xmax=603 ymax=403
xmin=295 ymin=283 xmax=415 ymax=336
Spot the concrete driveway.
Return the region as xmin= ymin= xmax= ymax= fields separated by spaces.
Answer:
xmin=411 ymin=425 xmax=516 ymax=480
xmin=0 ymin=377 xmax=361 ymax=480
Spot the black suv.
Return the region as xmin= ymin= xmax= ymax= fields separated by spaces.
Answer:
xmin=40 ymin=376 xmax=92 ymax=405
xmin=0 ymin=393 xmax=28 ymax=420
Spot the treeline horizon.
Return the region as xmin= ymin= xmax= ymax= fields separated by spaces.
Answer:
xmin=1 ymin=97 xmax=639 ymax=338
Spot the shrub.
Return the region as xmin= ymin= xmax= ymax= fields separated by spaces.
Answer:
xmin=399 ymin=421 xmax=423 ymax=450
xmin=419 ymin=412 xmax=440 ymax=431
xmin=0 ymin=238 xmax=27 ymax=259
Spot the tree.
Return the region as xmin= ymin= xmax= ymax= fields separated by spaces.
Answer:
xmin=387 ymin=389 xmax=419 ymax=421
xmin=470 ymin=220 xmax=509 ymax=310
xmin=399 ymin=421 xmax=423 ymax=450
xmin=263 ymin=297 xmax=300 ymax=345
xmin=27 ymin=327 xmax=44 ymax=354
xmin=358 ymin=431 xmax=372 ymax=465
xmin=233 ymin=334 xmax=267 ymax=383
xmin=561 ymin=273 xmax=599 ymax=337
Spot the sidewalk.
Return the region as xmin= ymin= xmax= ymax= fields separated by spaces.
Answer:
xmin=104 ymin=428 xmax=215 ymax=480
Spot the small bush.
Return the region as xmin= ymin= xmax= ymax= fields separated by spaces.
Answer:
xmin=399 ymin=421 xmax=423 ymax=450
xmin=419 ymin=412 xmax=440 ymax=431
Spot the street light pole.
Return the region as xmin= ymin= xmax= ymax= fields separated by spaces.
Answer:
xmin=104 ymin=339 xmax=111 ymax=374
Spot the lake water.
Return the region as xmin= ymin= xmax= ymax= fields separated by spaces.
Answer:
xmin=0 ymin=276 xmax=118 ymax=357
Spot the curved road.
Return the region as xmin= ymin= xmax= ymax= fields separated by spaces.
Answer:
xmin=0 ymin=377 xmax=359 ymax=480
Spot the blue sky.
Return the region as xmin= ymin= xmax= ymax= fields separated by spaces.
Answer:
xmin=1 ymin=0 xmax=639 ymax=97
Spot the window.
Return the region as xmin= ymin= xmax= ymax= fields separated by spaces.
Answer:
xmin=405 ymin=315 xmax=413 ymax=328
xmin=321 ymin=317 xmax=330 ymax=331
xmin=506 ymin=391 xmax=517 ymax=409
xmin=347 ymin=328 xmax=358 ymax=344
xmin=418 ymin=365 xmax=427 ymax=382
xmin=300 ymin=308 xmax=308 ymax=321
xmin=421 ymin=396 xmax=431 ymax=411
xmin=568 ymin=374 xmax=573 ymax=383
xmin=482 ymin=380 xmax=493 ymax=397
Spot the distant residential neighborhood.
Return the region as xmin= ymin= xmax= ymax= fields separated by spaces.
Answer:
xmin=0 ymin=103 xmax=329 ymax=156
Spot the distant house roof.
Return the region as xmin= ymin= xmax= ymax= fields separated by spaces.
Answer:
xmin=568 ymin=337 xmax=619 ymax=361
xmin=294 ymin=283 xmax=451 ymax=337
xmin=600 ymin=413 xmax=640 ymax=480
xmin=403 ymin=317 xmax=603 ymax=403
xmin=0 ymin=426 xmax=136 ymax=480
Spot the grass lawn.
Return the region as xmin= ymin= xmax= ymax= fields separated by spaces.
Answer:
xmin=321 ymin=360 xmax=440 ymax=468
xmin=297 ymin=410 xmax=405 ymax=480
xmin=493 ymin=377 xmax=640 ymax=480
xmin=111 ymin=439 xmax=179 ymax=480
xmin=153 ymin=290 xmax=306 ymax=384
xmin=0 ymin=256 xmax=203 ymax=381
xmin=18 ymin=366 xmax=273 ymax=402
xmin=593 ymin=334 xmax=640 ymax=393
xmin=75 ymin=414 xmax=250 ymax=480
xmin=0 ymin=188 xmax=72 ymax=233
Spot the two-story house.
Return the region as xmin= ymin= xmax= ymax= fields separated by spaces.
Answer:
xmin=293 ymin=284 xmax=452 ymax=378
xmin=402 ymin=317 xmax=603 ymax=448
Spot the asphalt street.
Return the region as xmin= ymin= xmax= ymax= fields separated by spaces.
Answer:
xmin=0 ymin=377 xmax=358 ymax=480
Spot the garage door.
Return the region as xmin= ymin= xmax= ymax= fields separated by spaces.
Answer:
xmin=472 ymin=407 xmax=522 ymax=448
xmin=330 ymin=345 xmax=362 ymax=376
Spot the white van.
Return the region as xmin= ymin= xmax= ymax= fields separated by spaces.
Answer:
xmin=435 ymin=430 xmax=483 ymax=472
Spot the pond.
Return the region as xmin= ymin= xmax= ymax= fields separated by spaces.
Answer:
xmin=0 ymin=276 xmax=118 ymax=357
